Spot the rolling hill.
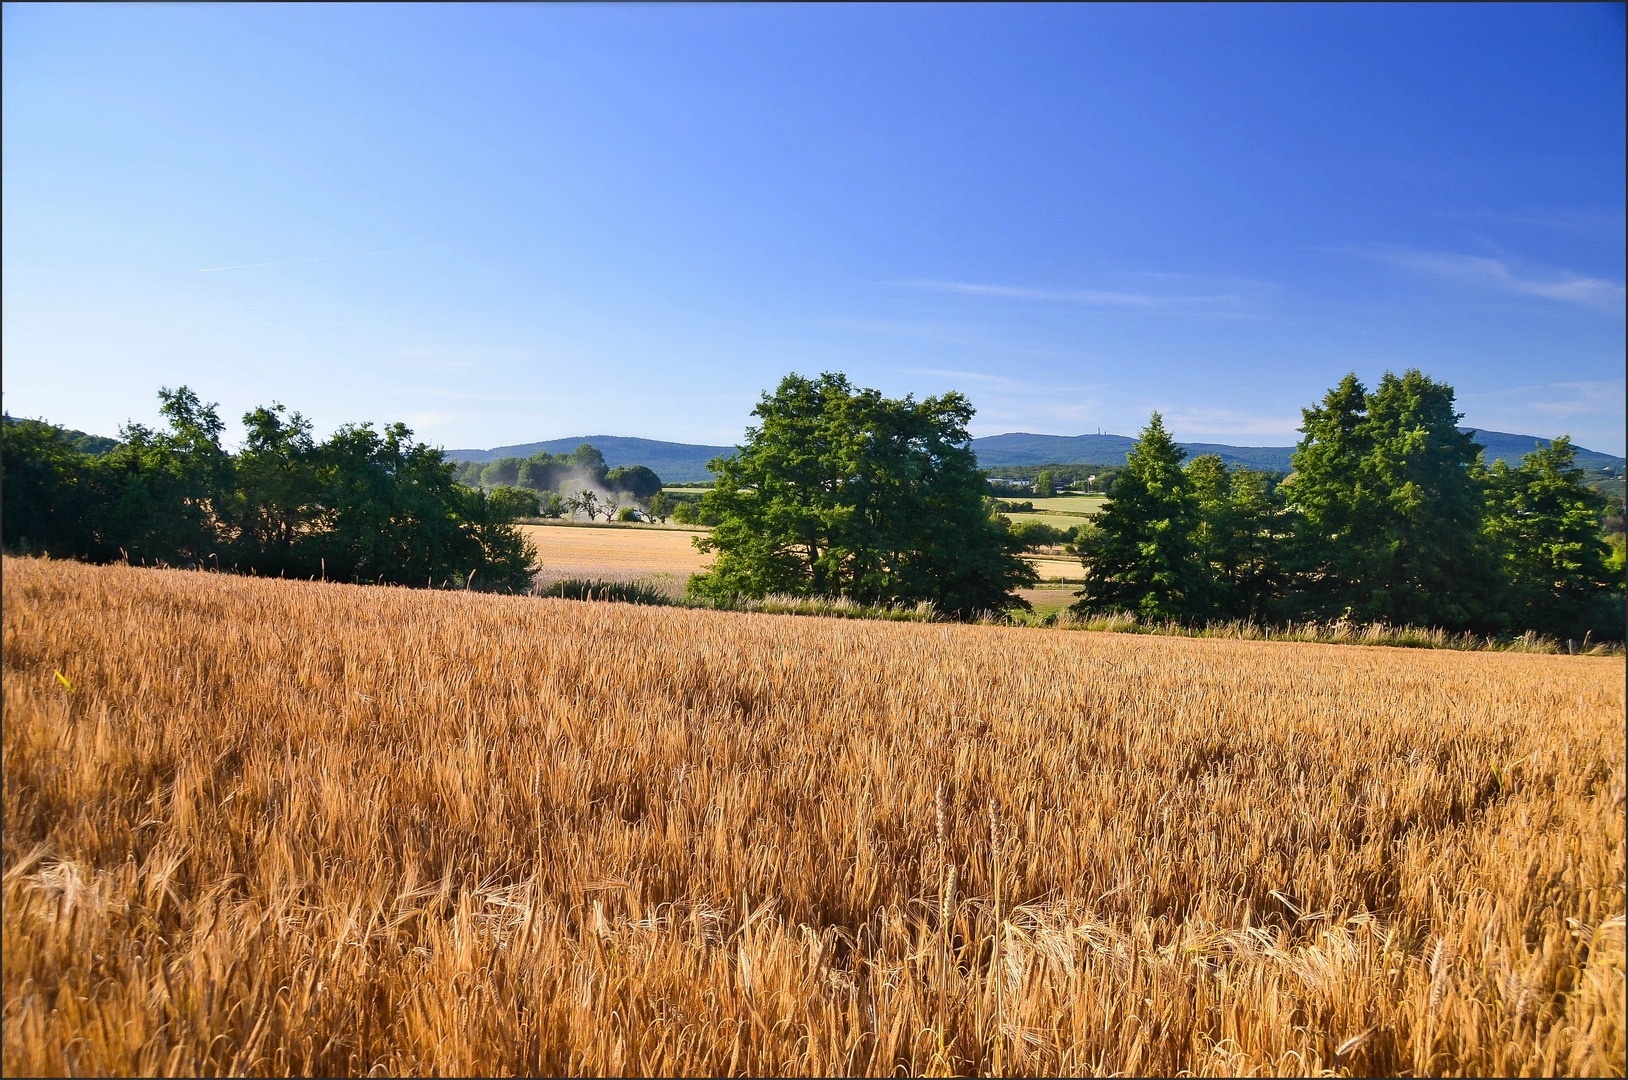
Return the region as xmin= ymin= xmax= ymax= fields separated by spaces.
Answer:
xmin=969 ymin=429 xmax=1626 ymax=473
xmin=449 ymin=429 xmax=1624 ymax=481
xmin=445 ymin=436 xmax=734 ymax=483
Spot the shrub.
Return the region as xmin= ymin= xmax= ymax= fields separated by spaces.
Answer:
xmin=1009 ymin=520 xmax=1066 ymax=549
xmin=487 ymin=485 xmax=541 ymax=520
xmin=537 ymin=578 xmax=672 ymax=606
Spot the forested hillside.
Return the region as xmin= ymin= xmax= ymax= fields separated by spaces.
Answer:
xmin=968 ymin=428 xmax=1626 ymax=472
xmin=441 ymin=425 xmax=1625 ymax=481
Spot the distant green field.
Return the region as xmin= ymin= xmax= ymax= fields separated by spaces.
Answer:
xmin=1015 ymin=585 xmax=1079 ymax=618
xmin=1006 ymin=511 xmax=1097 ymax=531
xmin=1026 ymin=495 xmax=1107 ymax=514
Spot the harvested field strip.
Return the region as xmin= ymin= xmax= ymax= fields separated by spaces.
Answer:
xmin=523 ymin=521 xmax=1077 ymax=591
xmin=518 ymin=522 xmax=711 ymax=586
xmin=3 ymin=557 xmax=1623 ymax=1076
xmin=1027 ymin=554 xmax=1082 ymax=581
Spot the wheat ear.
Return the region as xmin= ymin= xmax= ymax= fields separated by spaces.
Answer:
xmin=1428 ymin=936 xmax=1456 ymax=1015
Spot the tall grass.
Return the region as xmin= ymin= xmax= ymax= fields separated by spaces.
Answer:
xmin=1043 ymin=610 xmax=1625 ymax=655
xmin=534 ymin=566 xmax=1620 ymax=654
xmin=707 ymin=592 xmax=939 ymax=622
xmin=538 ymin=577 xmax=677 ymax=606
xmin=3 ymin=556 xmax=1623 ymax=1076
xmin=536 ymin=576 xmax=940 ymax=622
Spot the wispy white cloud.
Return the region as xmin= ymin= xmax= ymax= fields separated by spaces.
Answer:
xmin=813 ymin=316 xmax=1090 ymax=360
xmin=1360 ymin=246 xmax=1625 ymax=310
xmin=889 ymin=277 xmax=1270 ymax=315
xmin=903 ymin=368 xmax=1302 ymax=443
xmin=1455 ymin=379 xmax=1627 ymax=455
xmin=895 ymin=366 xmax=1109 ymax=436
xmin=1444 ymin=207 xmax=1627 ymax=239
xmin=197 ymin=248 xmax=408 ymax=273
xmin=905 ymin=366 xmax=1080 ymax=394
xmin=1461 ymin=379 xmax=1628 ymax=420
xmin=1159 ymin=405 xmax=1303 ymax=439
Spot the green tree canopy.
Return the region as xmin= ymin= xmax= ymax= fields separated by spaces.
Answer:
xmin=94 ymin=387 xmax=236 ymax=566
xmin=1071 ymin=413 xmax=1203 ymax=622
xmin=1187 ymin=455 xmax=1289 ymax=623
xmin=571 ymin=443 xmax=607 ymax=474
xmin=606 ymin=464 xmax=661 ymax=500
xmin=479 ymin=457 xmax=525 ymax=488
xmin=486 ymin=485 xmax=541 ymax=521
xmin=1009 ymin=519 xmax=1069 ymax=550
xmin=690 ymin=372 xmax=1035 ymax=616
xmin=1485 ymin=436 xmax=1619 ymax=638
xmin=646 ymin=491 xmax=675 ymax=523
xmin=232 ymin=403 xmax=319 ymax=574
xmin=1288 ymin=369 xmax=1491 ymax=630
xmin=1 ymin=387 xmax=536 ymax=591
xmin=0 ymin=418 xmax=98 ymax=557
xmin=464 ymin=445 xmax=663 ymax=505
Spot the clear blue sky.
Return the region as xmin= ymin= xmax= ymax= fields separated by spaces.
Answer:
xmin=4 ymin=4 xmax=1624 ymax=454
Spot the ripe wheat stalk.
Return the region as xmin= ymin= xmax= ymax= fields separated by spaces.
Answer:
xmin=2 ymin=556 xmax=1623 ymax=1076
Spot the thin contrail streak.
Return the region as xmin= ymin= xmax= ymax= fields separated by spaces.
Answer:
xmin=198 ymin=248 xmax=406 ymax=273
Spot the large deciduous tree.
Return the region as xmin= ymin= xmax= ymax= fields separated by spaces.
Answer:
xmin=232 ymin=403 xmax=319 ymax=575
xmin=95 ymin=387 xmax=236 ymax=566
xmin=0 ymin=418 xmax=98 ymax=557
xmin=690 ymin=372 xmax=1035 ymax=616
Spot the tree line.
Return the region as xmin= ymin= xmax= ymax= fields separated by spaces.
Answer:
xmin=1076 ymin=370 xmax=1623 ymax=640
xmin=2 ymin=388 xmax=536 ymax=590
xmin=452 ymin=447 xmax=664 ymax=521
xmin=688 ymin=370 xmax=1621 ymax=639
xmin=6 ymin=373 xmax=1618 ymax=639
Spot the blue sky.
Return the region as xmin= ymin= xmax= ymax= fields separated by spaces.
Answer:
xmin=4 ymin=4 xmax=1624 ymax=454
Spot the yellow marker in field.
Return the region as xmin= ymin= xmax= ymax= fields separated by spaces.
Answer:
xmin=55 ymin=670 xmax=73 ymax=692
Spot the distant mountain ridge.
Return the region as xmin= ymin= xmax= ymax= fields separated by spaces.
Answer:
xmin=970 ymin=429 xmax=1626 ymax=473
xmin=445 ymin=436 xmax=733 ymax=483
xmin=448 ymin=428 xmax=1624 ymax=482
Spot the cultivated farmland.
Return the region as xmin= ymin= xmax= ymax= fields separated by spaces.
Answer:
xmin=1003 ymin=494 xmax=1106 ymax=535
xmin=1027 ymin=555 xmax=1083 ymax=582
xmin=520 ymin=523 xmax=710 ymax=596
xmin=3 ymin=557 xmax=1623 ymax=1076
xmin=521 ymin=521 xmax=1082 ymax=591
xmin=1003 ymin=512 xmax=1094 ymax=533
xmin=1022 ymin=495 xmax=1108 ymax=515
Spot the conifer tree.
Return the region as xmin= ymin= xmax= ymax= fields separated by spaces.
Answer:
xmin=1485 ymin=436 xmax=1618 ymax=637
xmin=1072 ymin=413 xmax=1203 ymax=621
xmin=1287 ymin=370 xmax=1491 ymax=630
xmin=1186 ymin=454 xmax=1289 ymax=622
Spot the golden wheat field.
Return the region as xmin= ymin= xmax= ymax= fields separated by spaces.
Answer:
xmin=519 ymin=523 xmax=712 ymax=578
xmin=3 ymin=556 xmax=1624 ymax=1077
xmin=1027 ymin=556 xmax=1083 ymax=583
xmin=517 ymin=522 xmax=1081 ymax=589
